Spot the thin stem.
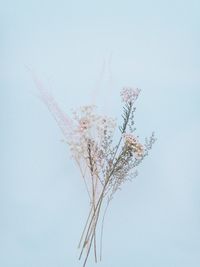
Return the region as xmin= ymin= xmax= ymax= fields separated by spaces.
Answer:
xmin=94 ymin=230 xmax=97 ymax=262
xmin=79 ymin=187 xmax=105 ymax=260
xmin=78 ymin=205 xmax=93 ymax=248
xmin=87 ymin=141 xmax=98 ymax=262
xmin=107 ymin=102 xmax=133 ymax=176
xmin=82 ymin=196 xmax=104 ymax=267
xmin=100 ymin=198 xmax=110 ymax=261
xmin=75 ymin=158 xmax=91 ymax=201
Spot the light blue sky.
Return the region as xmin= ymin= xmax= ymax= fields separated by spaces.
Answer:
xmin=1 ymin=0 xmax=200 ymax=266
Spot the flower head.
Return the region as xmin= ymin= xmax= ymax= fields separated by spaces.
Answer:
xmin=78 ymin=117 xmax=91 ymax=131
xmin=123 ymin=133 xmax=137 ymax=146
xmin=123 ymin=133 xmax=144 ymax=158
xmin=121 ymin=87 xmax=141 ymax=103
xmin=97 ymin=116 xmax=116 ymax=137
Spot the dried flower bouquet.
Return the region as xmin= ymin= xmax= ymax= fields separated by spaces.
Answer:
xmin=33 ymin=75 xmax=155 ymax=267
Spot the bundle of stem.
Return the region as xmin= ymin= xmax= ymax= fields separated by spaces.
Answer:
xmin=78 ymin=103 xmax=133 ymax=266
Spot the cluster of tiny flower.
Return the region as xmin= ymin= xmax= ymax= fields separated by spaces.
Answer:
xmin=120 ymin=87 xmax=141 ymax=103
xmin=123 ymin=133 xmax=144 ymax=158
xmin=66 ymin=105 xmax=95 ymax=158
xmin=96 ymin=116 xmax=116 ymax=142
xmin=72 ymin=105 xmax=97 ymax=133
xmin=67 ymin=105 xmax=116 ymax=161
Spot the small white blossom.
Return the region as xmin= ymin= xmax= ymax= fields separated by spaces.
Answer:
xmin=121 ymin=87 xmax=141 ymax=103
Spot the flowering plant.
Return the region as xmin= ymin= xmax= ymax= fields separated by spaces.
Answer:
xmin=33 ymin=74 xmax=155 ymax=267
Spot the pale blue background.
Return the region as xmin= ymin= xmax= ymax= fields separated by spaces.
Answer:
xmin=1 ymin=0 xmax=200 ymax=266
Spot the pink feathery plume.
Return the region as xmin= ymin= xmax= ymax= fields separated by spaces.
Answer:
xmin=90 ymin=53 xmax=113 ymax=109
xmin=28 ymin=67 xmax=73 ymax=138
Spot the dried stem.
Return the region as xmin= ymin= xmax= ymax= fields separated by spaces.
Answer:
xmin=100 ymin=198 xmax=110 ymax=261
